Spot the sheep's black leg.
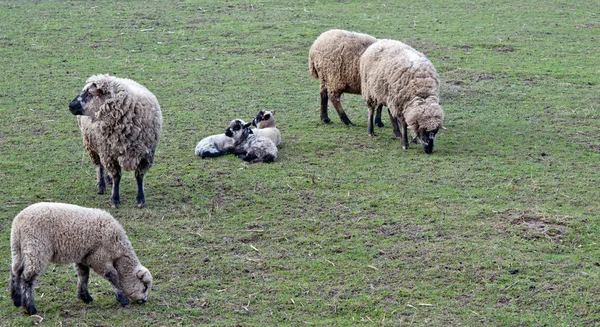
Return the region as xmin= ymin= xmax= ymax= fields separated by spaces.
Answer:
xmin=96 ymin=164 xmax=106 ymax=195
xmin=329 ymin=91 xmax=354 ymax=126
xmin=367 ymin=105 xmax=376 ymax=136
xmin=76 ymin=264 xmax=93 ymax=303
xmin=10 ymin=265 xmax=23 ymax=308
xmin=320 ymin=85 xmax=332 ymax=124
xmin=135 ymin=170 xmax=145 ymax=208
xmin=375 ymin=104 xmax=385 ymax=128
xmin=105 ymin=270 xmax=129 ymax=306
xmin=110 ymin=169 xmax=122 ymax=208
xmin=401 ymin=119 xmax=409 ymax=150
xmin=22 ymin=273 xmax=38 ymax=315
xmin=388 ymin=110 xmax=402 ymax=139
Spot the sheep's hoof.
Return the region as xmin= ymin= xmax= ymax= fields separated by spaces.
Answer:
xmin=402 ymin=146 xmax=408 ymax=150
xmin=376 ymin=122 xmax=385 ymax=128
xmin=322 ymin=118 xmax=332 ymax=124
xmin=368 ymin=133 xmax=376 ymax=137
xmin=137 ymin=202 xmax=146 ymax=209
xmin=78 ymin=293 xmax=94 ymax=304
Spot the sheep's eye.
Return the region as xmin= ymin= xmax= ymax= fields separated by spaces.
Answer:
xmin=142 ymin=282 xmax=148 ymax=293
xmin=233 ymin=125 xmax=240 ymax=131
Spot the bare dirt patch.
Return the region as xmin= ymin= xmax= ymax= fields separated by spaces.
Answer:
xmin=494 ymin=210 xmax=569 ymax=242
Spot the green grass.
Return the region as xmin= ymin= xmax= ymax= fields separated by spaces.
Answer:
xmin=1 ymin=0 xmax=599 ymax=326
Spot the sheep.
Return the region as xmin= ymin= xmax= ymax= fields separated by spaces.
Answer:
xmin=360 ymin=39 xmax=444 ymax=154
xmin=194 ymin=133 xmax=234 ymax=158
xmin=251 ymin=110 xmax=281 ymax=146
xmin=308 ymin=29 xmax=385 ymax=126
xmin=9 ymin=202 xmax=152 ymax=315
xmin=225 ymin=119 xmax=277 ymax=163
xmin=69 ymin=74 xmax=162 ymax=208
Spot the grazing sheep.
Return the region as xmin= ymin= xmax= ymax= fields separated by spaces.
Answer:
xmin=225 ymin=119 xmax=277 ymax=163
xmin=194 ymin=133 xmax=234 ymax=158
xmin=308 ymin=29 xmax=385 ymax=126
xmin=360 ymin=39 xmax=444 ymax=154
xmin=69 ymin=74 xmax=162 ymax=208
xmin=251 ymin=110 xmax=281 ymax=146
xmin=10 ymin=202 xmax=152 ymax=315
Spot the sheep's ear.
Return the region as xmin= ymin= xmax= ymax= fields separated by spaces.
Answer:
xmin=137 ymin=267 xmax=151 ymax=282
xmin=263 ymin=113 xmax=271 ymax=120
xmin=88 ymin=84 xmax=103 ymax=97
xmin=243 ymin=122 xmax=252 ymax=128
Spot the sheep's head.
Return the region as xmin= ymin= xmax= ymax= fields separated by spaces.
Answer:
xmin=225 ymin=119 xmax=252 ymax=142
xmin=406 ymin=98 xmax=444 ymax=154
xmin=252 ymin=110 xmax=276 ymax=129
xmin=121 ymin=265 xmax=153 ymax=304
xmin=68 ymin=74 xmax=120 ymax=120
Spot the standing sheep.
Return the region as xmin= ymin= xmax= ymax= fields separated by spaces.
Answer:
xmin=360 ymin=39 xmax=444 ymax=154
xmin=69 ymin=74 xmax=162 ymax=208
xmin=10 ymin=202 xmax=152 ymax=315
xmin=225 ymin=119 xmax=277 ymax=163
xmin=251 ymin=110 xmax=281 ymax=146
xmin=308 ymin=29 xmax=384 ymax=126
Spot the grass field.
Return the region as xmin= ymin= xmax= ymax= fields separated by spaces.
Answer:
xmin=1 ymin=0 xmax=599 ymax=326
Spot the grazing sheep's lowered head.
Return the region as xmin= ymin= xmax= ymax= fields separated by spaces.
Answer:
xmin=121 ymin=264 xmax=153 ymax=304
xmin=405 ymin=97 xmax=444 ymax=154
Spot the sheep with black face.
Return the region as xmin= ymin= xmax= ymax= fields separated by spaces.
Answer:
xmin=225 ymin=119 xmax=277 ymax=163
xmin=69 ymin=74 xmax=162 ymax=208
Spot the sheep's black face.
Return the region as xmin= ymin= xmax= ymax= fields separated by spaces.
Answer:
xmin=225 ymin=119 xmax=252 ymax=141
xmin=69 ymin=91 xmax=90 ymax=116
xmin=252 ymin=110 xmax=266 ymax=127
xmin=418 ymin=128 xmax=438 ymax=154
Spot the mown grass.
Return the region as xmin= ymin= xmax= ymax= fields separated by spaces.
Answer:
xmin=0 ymin=0 xmax=599 ymax=326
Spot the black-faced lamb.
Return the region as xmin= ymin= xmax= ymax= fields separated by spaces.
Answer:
xmin=69 ymin=74 xmax=162 ymax=208
xmin=360 ymin=39 xmax=444 ymax=154
xmin=251 ymin=110 xmax=281 ymax=147
xmin=225 ymin=119 xmax=277 ymax=163
xmin=308 ymin=29 xmax=385 ymax=126
xmin=10 ymin=202 xmax=153 ymax=315
xmin=195 ymin=133 xmax=234 ymax=158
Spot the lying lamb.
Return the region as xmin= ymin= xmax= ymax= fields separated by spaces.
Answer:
xmin=225 ymin=119 xmax=277 ymax=163
xmin=309 ymin=29 xmax=385 ymax=126
xmin=251 ymin=110 xmax=281 ymax=146
xmin=10 ymin=202 xmax=152 ymax=315
xmin=195 ymin=133 xmax=234 ymax=158
xmin=69 ymin=74 xmax=162 ymax=208
xmin=360 ymin=39 xmax=444 ymax=154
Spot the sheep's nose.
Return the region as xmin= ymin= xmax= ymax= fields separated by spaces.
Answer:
xmin=69 ymin=100 xmax=83 ymax=115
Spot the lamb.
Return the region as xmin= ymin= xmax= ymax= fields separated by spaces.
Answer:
xmin=69 ymin=74 xmax=162 ymax=208
xmin=360 ymin=39 xmax=444 ymax=154
xmin=308 ymin=29 xmax=385 ymax=126
xmin=251 ymin=110 xmax=281 ymax=146
xmin=9 ymin=202 xmax=152 ymax=315
xmin=194 ymin=133 xmax=234 ymax=158
xmin=225 ymin=119 xmax=277 ymax=163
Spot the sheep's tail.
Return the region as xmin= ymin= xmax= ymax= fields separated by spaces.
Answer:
xmin=308 ymin=54 xmax=319 ymax=80
xmin=9 ymin=226 xmax=23 ymax=307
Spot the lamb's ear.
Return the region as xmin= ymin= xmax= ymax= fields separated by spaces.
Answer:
xmin=88 ymin=84 xmax=103 ymax=96
xmin=263 ymin=113 xmax=271 ymax=120
xmin=136 ymin=267 xmax=151 ymax=282
xmin=243 ymin=122 xmax=252 ymax=128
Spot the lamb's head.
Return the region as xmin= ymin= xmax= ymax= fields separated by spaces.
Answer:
xmin=68 ymin=74 xmax=121 ymax=120
xmin=225 ymin=119 xmax=252 ymax=142
xmin=119 ymin=264 xmax=153 ymax=304
xmin=406 ymin=98 xmax=444 ymax=154
xmin=252 ymin=110 xmax=276 ymax=129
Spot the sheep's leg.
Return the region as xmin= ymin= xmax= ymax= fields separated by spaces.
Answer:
xmin=329 ymin=91 xmax=354 ymax=126
xmin=388 ymin=110 xmax=403 ymax=139
xmin=96 ymin=164 xmax=106 ymax=195
xmin=104 ymin=269 xmax=130 ymax=306
xmin=401 ymin=119 xmax=409 ymax=150
xmin=367 ymin=105 xmax=376 ymax=136
xmin=21 ymin=270 xmax=38 ymax=315
xmin=319 ymin=84 xmax=332 ymax=124
xmin=76 ymin=264 xmax=93 ymax=303
xmin=110 ymin=169 xmax=122 ymax=208
xmin=135 ymin=170 xmax=145 ymax=208
xmin=10 ymin=265 xmax=24 ymax=308
xmin=374 ymin=104 xmax=385 ymax=128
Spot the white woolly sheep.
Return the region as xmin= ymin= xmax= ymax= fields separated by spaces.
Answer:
xmin=10 ymin=202 xmax=152 ymax=315
xmin=69 ymin=74 xmax=162 ymax=208
xmin=194 ymin=133 xmax=234 ymax=158
xmin=360 ymin=39 xmax=445 ymax=154
xmin=251 ymin=110 xmax=281 ymax=147
xmin=308 ymin=29 xmax=385 ymax=126
xmin=225 ymin=119 xmax=277 ymax=163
